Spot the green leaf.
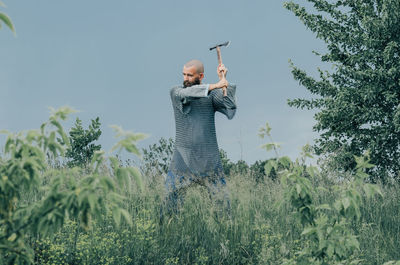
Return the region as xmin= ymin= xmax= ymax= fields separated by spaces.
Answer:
xmin=0 ymin=12 xmax=15 ymax=33
xmin=110 ymin=125 xmax=148 ymax=156
xmin=363 ymin=183 xmax=383 ymax=199
xmin=342 ymin=197 xmax=351 ymax=211
xmin=7 ymin=233 xmax=17 ymax=242
xmin=347 ymin=236 xmax=360 ymax=250
xmin=326 ymin=243 xmax=334 ymax=258
xmin=264 ymin=160 xmax=277 ymax=176
xmin=383 ymin=261 xmax=400 ymax=265
xmin=264 ymin=162 xmax=273 ymax=176
xmin=296 ymin=183 xmax=302 ymax=195
xmin=278 ymin=156 xmax=292 ymax=168
xmin=316 ymin=204 xmax=331 ymax=211
xmin=265 ymin=122 xmax=271 ymax=135
xmin=261 ymin=142 xmax=281 ymax=152
xmin=306 ymin=166 xmax=319 ymax=178
xmin=49 ymin=106 xmax=77 ymax=121
xmin=301 ymin=227 xmax=315 ymax=236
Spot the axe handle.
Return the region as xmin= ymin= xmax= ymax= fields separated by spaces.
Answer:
xmin=216 ymin=46 xmax=227 ymax=96
xmin=216 ymin=46 xmax=223 ymax=66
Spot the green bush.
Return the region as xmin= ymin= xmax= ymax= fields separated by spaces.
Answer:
xmin=65 ymin=117 xmax=102 ymax=168
xmin=0 ymin=107 xmax=145 ymax=264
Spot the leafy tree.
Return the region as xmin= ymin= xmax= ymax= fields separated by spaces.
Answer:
xmin=0 ymin=1 xmax=15 ymax=34
xmin=220 ymin=149 xmax=251 ymax=177
xmin=219 ymin=148 xmax=235 ymax=176
xmin=285 ymin=0 xmax=400 ymax=181
xmin=141 ymin=137 xmax=174 ymax=176
xmin=250 ymin=159 xmax=279 ymax=181
xmin=230 ymin=159 xmax=250 ymax=175
xmin=0 ymin=107 xmax=145 ymax=264
xmin=65 ymin=117 xmax=102 ymax=167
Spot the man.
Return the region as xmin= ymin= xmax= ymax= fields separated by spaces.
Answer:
xmin=164 ymin=59 xmax=237 ymax=213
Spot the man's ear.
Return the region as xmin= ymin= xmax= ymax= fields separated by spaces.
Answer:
xmin=199 ymin=73 xmax=204 ymax=80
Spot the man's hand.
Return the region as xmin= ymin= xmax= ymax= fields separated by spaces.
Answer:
xmin=217 ymin=64 xmax=228 ymax=80
xmin=208 ymin=78 xmax=229 ymax=95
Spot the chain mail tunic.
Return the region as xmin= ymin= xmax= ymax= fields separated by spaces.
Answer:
xmin=168 ymin=83 xmax=237 ymax=178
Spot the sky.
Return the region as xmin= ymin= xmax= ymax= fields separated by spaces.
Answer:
xmin=0 ymin=0 xmax=327 ymax=164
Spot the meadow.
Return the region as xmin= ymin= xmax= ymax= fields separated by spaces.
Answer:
xmin=2 ymin=108 xmax=398 ymax=265
xmin=29 ymin=160 xmax=400 ymax=265
xmin=2 ymin=0 xmax=400 ymax=264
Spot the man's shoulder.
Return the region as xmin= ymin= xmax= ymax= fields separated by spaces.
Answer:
xmin=170 ymin=85 xmax=183 ymax=95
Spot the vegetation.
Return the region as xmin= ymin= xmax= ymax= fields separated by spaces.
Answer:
xmin=285 ymin=0 xmax=400 ymax=181
xmin=65 ymin=117 xmax=102 ymax=168
xmin=0 ymin=0 xmax=14 ymax=34
xmin=140 ymin=135 xmax=288 ymax=183
xmin=141 ymin=137 xmax=174 ymax=177
xmin=0 ymin=107 xmax=145 ymax=264
xmin=1 ymin=111 xmax=399 ymax=264
xmin=2 ymin=1 xmax=400 ymax=264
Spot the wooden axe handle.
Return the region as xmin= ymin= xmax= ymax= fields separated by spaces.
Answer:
xmin=216 ymin=46 xmax=227 ymax=96
xmin=216 ymin=46 xmax=223 ymax=65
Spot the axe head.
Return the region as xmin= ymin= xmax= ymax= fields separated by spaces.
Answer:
xmin=209 ymin=41 xmax=230 ymax=51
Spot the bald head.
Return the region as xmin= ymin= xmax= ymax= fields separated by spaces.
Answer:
xmin=184 ymin=59 xmax=204 ymax=74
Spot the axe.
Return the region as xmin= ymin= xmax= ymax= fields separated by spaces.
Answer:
xmin=210 ymin=41 xmax=230 ymax=96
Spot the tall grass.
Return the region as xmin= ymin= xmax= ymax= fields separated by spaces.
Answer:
xmin=27 ymin=166 xmax=400 ymax=265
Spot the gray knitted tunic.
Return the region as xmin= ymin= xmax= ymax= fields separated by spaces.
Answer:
xmin=168 ymin=83 xmax=237 ymax=178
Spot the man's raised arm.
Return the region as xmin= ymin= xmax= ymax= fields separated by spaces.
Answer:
xmin=210 ymin=83 xmax=237 ymax=120
xmin=170 ymin=79 xmax=229 ymax=105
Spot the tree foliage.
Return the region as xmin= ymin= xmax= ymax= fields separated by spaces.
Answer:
xmin=65 ymin=117 xmax=102 ymax=168
xmin=141 ymin=137 xmax=174 ymax=176
xmin=0 ymin=107 xmax=145 ymax=264
xmin=285 ymin=0 xmax=400 ymax=181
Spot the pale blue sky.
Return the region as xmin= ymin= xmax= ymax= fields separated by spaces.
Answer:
xmin=0 ymin=0 xmax=325 ymax=163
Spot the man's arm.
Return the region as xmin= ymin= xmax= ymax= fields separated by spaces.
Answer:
xmin=170 ymin=80 xmax=229 ymax=104
xmin=210 ymin=64 xmax=236 ymax=119
xmin=211 ymin=83 xmax=237 ymax=120
xmin=170 ymin=80 xmax=229 ymax=114
xmin=170 ymin=84 xmax=210 ymax=101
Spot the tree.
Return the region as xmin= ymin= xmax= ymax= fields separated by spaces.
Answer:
xmin=285 ymin=0 xmax=400 ymax=181
xmin=0 ymin=1 xmax=15 ymax=34
xmin=141 ymin=137 xmax=174 ymax=178
xmin=219 ymin=148 xmax=235 ymax=176
xmin=0 ymin=107 xmax=145 ymax=264
xmin=65 ymin=117 xmax=102 ymax=167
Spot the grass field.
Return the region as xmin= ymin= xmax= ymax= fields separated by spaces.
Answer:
xmin=27 ymin=166 xmax=400 ymax=265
